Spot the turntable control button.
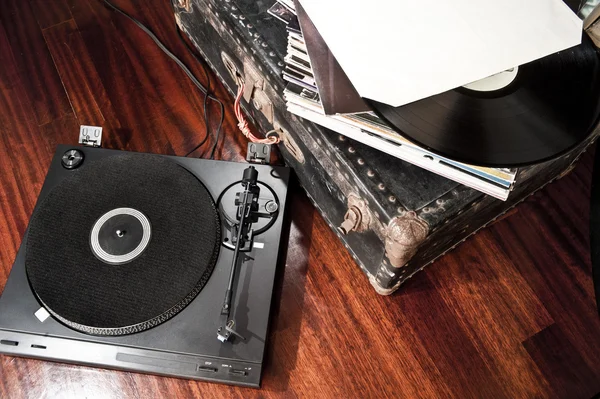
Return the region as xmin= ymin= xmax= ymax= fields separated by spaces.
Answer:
xmin=265 ymin=200 xmax=278 ymax=213
xmin=61 ymin=149 xmax=84 ymax=169
xmin=198 ymin=366 xmax=218 ymax=373
xmin=229 ymin=369 xmax=247 ymax=376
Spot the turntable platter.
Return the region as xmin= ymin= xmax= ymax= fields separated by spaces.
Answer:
xmin=25 ymin=154 xmax=220 ymax=336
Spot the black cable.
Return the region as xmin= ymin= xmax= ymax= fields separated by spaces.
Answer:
xmin=173 ymin=24 xmax=225 ymax=159
xmin=208 ymin=102 xmax=224 ymax=160
xmin=173 ymin=26 xmax=224 ymax=159
xmin=102 ymin=0 xmax=224 ymax=158
xmin=177 ymin=27 xmax=211 ymax=157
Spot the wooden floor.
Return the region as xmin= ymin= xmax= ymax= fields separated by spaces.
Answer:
xmin=0 ymin=1 xmax=599 ymax=398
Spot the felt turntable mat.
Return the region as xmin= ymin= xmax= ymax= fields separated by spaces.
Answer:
xmin=25 ymin=153 xmax=220 ymax=336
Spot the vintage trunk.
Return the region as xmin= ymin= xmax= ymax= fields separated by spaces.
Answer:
xmin=173 ymin=0 xmax=598 ymax=294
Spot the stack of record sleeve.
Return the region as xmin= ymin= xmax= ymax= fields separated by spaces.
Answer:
xmin=269 ymin=0 xmax=517 ymax=200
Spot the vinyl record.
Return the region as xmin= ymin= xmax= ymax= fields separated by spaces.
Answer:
xmin=367 ymin=34 xmax=600 ymax=167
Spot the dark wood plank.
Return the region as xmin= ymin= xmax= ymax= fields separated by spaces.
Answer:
xmin=42 ymin=19 xmax=125 ymax=149
xmin=1 ymin=0 xmax=600 ymax=398
xmin=0 ymin=21 xmax=20 ymax=91
xmin=66 ymin=0 xmax=175 ymax=155
xmin=524 ymin=323 xmax=600 ymax=399
xmin=0 ymin=357 xmax=144 ymax=398
xmin=65 ymin=0 xmax=245 ymax=159
xmin=491 ymin=196 xmax=600 ymax=370
xmin=419 ymin=234 xmax=556 ymax=398
xmin=0 ymin=0 xmax=71 ymax=125
xmin=397 ymin=275 xmax=510 ymax=398
xmin=0 ymin=19 xmax=68 ymax=286
xmin=28 ymin=0 xmax=72 ymax=29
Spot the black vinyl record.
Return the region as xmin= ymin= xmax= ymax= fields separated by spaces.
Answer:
xmin=367 ymin=34 xmax=600 ymax=167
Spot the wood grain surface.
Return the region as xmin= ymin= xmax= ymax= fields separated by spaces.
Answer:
xmin=1 ymin=1 xmax=599 ymax=398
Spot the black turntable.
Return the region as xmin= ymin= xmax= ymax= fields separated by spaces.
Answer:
xmin=0 ymin=145 xmax=290 ymax=387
